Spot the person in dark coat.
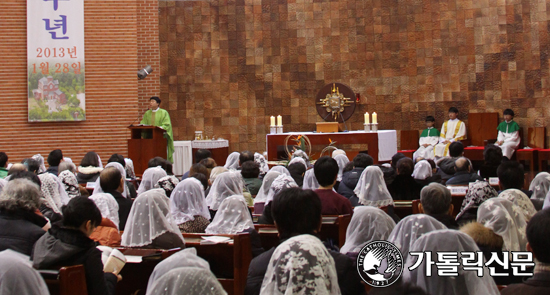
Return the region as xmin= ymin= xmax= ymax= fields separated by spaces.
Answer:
xmin=245 ymin=187 xmax=365 ymax=295
xmin=498 ymin=160 xmax=533 ymax=198
xmin=241 ymin=161 xmax=263 ymax=195
xmin=337 ymin=153 xmax=373 ymax=206
xmin=435 ymin=141 xmax=465 ymax=181
xmin=419 ymin=182 xmax=459 ymax=229
xmin=0 ymin=178 xmax=47 ymax=256
xmin=100 ymin=167 xmax=133 ymax=231
xmin=479 ymin=144 xmax=503 ymax=179
xmin=32 ymin=196 xmax=119 ymax=295
xmin=76 ymin=151 xmax=103 ymax=184
xmin=45 ymin=149 xmax=63 ymax=176
xmin=501 ymin=209 xmax=550 ymax=294
xmin=446 ymin=157 xmax=484 ymax=185
xmin=388 ymin=157 xmax=423 ymax=200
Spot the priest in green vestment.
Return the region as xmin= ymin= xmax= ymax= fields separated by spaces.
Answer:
xmin=140 ymin=97 xmax=174 ymax=163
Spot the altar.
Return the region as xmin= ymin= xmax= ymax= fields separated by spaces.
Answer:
xmin=266 ymin=130 xmax=397 ymax=163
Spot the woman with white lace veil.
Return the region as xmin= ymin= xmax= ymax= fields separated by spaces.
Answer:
xmin=529 ymin=172 xmax=550 ymax=199
xmin=258 ymin=174 xmax=299 ymax=225
xmin=137 ymin=166 xmax=167 ymax=195
xmin=332 ymin=149 xmax=346 ymax=157
xmin=288 ymin=157 xmax=307 ymax=170
xmin=155 ymin=175 xmax=179 ymax=198
xmin=411 ymin=160 xmax=432 ymax=180
xmin=89 ymin=193 xmax=120 ymax=229
xmin=498 ymin=189 xmax=536 ymax=222
xmin=302 ymin=169 xmax=319 ymax=190
xmin=340 ymin=206 xmax=395 ymax=255
xmin=145 ymin=248 xmax=225 ymax=295
xmin=206 ymin=195 xmax=254 ymax=235
xmin=403 ymin=230 xmax=500 ymax=295
xmin=170 ymin=178 xmax=210 ymax=233
xmin=253 ymin=170 xmax=281 ymax=214
xmin=290 ymin=150 xmax=310 ymax=168
xmin=121 ymin=189 xmax=184 ymax=249
xmin=124 ymin=158 xmax=136 ymax=180
xmin=387 ymin=214 xmax=447 ymax=264
xmin=32 ymin=154 xmax=47 ymax=174
xmin=260 ymin=234 xmax=341 ymax=295
xmin=58 ymin=170 xmax=81 ymax=199
xmin=476 ymin=198 xmax=528 ymax=251
xmin=334 ymin=154 xmax=349 ymax=182
xmin=205 ymin=195 xmax=264 ymax=256
xmin=269 ymin=165 xmax=290 ymax=176
xmin=205 ymin=170 xmax=243 ymax=211
xmin=223 ymin=152 xmax=240 ymax=170
xmin=38 ymin=173 xmax=65 ymax=217
xmin=92 ymin=162 xmax=130 ymax=198
xmin=353 ymin=166 xmax=394 ymax=207
xmin=254 ymin=152 xmax=269 ymax=176
xmin=0 ymin=249 xmax=50 ymax=295
xmin=146 ymin=267 xmax=226 ymax=295
xmin=455 ymin=180 xmax=498 ymax=225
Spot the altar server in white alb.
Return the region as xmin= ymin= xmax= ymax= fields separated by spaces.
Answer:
xmin=434 ymin=107 xmax=467 ymax=158
xmin=495 ymin=109 xmax=520 ymax=159
xmin=413 ymin=116 xmax=440 ymax=161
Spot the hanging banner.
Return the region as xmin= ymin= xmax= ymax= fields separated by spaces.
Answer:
xmin=27 ymin=0 xmax=85 ymax=122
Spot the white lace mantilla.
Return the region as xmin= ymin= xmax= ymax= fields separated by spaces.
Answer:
xmin=191 ymin=140 xmax=229 ymax=149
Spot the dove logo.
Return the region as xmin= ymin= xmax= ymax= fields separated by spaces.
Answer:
xmin=357 ymin=241 xmax=403 ymax=287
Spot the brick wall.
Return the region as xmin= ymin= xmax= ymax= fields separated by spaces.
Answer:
xmin=0 ymin=0 xmax=160 ymax=165
xmin=159 ymin=0 xmax=550 ymax=152
xmin=138 ymin=0 xmax=161 ymax=112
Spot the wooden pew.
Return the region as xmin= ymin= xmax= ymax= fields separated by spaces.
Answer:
xmin=39 ymin=265 xmax=88 ymax=295
xmin=255 ymin=215 xmax=351 ymax=250
xmin=182 ymin=233 xmax=252 ymax=295
xmin=393 ymin=201 xmax=414 ymax=219
xmin=115 ymin=248 xmax=181 ymax=295
xmin=446 ymin=185 xmax=468 ymax=217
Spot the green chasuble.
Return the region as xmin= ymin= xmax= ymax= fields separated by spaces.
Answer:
xmin=140 ymin=108 xmax=174 ymax=163
xmin=420 ymin=128 xmax=440 ymax=138
xmin=497 ymin=120 xmax=520 ymax=134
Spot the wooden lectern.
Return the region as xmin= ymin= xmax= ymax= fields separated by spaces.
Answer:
xmin=316 ymin=122 xmax=339 ymax=133
xmin=128 ymin=126 xmax=167 ymax=177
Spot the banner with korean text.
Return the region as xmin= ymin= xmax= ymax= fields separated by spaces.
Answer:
xmin=27 ymin=0 xmax=85 ymax=122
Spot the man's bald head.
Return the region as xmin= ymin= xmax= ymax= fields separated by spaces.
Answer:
xmin=99 ymin=167 xmax=122 ymax=192
xmin=8 ymin=163 xmax=27 ymax=176
xmin=455 ymin=157 xmax=470 ymax=172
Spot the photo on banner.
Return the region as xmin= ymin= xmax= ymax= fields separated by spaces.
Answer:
xmin=27 ymin=0 xmax=85 ymax=122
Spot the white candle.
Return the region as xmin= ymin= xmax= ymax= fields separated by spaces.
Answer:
xmin=277 ymin=115 xmax=282 ymax=126
xmin=270 ymin=116 xmax=275 ymax=126
xmin=372 ymin=112 xmax=378 ymax=124
xmin=364 ymin=112 xmax=370 ymax=124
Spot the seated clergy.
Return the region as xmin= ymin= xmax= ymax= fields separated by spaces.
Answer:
xmin=434 ymin=107 xmax=466 ymax=158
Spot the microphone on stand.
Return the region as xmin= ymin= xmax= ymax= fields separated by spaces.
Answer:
xmin=129 ymin=107 xmax=150 ymax=127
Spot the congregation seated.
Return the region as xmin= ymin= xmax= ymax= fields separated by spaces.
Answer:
xmin=154 ymin=175 xmax=180 ymax=197
xmin=121 ymin=189 xmax=185 ymax=249
xmin=46 ymin=149 xmax=63 ymax=176
xmin=252 ymin=170 xmax=281 ymax=214
xmin=333 ymin=153 xmax=349 ymax=191
xmin=23 ymin=157 xmax=41 ymax=174
xmin=204 ymin=166 xmax=228 ymax=196
xmin=241 ymin=161 xmax=263 ymax=195
xmin=7 ymin=163 xmax=27 ymax=177
xmin=388 ymin=157 xmax=423 ymax=200
xmin=170 ymin=177 xmax=211 ymax=233
xmin=287 ymin=162 xmax=306 ymax=188
xmin=419 ymin=183 xmax=458 ymax=229
xmin=98 ymin=167 xmax=133 ymax=230
xmin=339 ymin=206 xmax=395 ymax=259
xmin=32 ymin=196 xmax=119 ymax=295
xmin=223 ymin=151 xmax=240 ymax=170
xmin=206 ymin=170 xmax=247 ymax=219
xmin=258 ymin=174 xmax=298 ymax=224
xmin=499 ymin=188 xmax=537 ymax=222
xmin=337 ymin=153 xmax=373 ymax=206
xmin=501 ymin=208 xmax=550 ymax=294
xmin=302 ymin=168 xmax=319 ymax=190
xmin=354 ymin=166 xmax=395 ymax=208
xmin=479 ymin=144 xmax=503 ymax=179
xmin=107 ymin=153 xmax=137 ymax=198
xmin=412 ymin=160 xmax=442 ymax=186
xmin=436 ymin=141 xmax=465 ymax=180
xmin=403 ymin=230 xmax=500 ymax=295
xmin=246 ymin=187 xmax=365 ymax=295
xmin=460 ymin=198 xmax=528 ymax=285
xmin=529 ymin=172 xmax=550 ymax=201
xmin=38 ymin=172 xmax=66 ymax=224
xmin=88 ymin=193 xmax=121 ymax=247
xmin=498 ymin=160 xmax=533 ymax=197
xmin=446 ymin=157 xmax=483 ymax=185
xmin=313 ymin=156 xmax=353 ymax=215
xmin=0 ymin=249 xmax=49 ymax=294
xmin=0 ymin=178 xmax=47 ymax=256
xmin=205 ymin=195 xmax=264 ymax=257
xmin=76 ymin=151 xmax=103 ymax=184
xmin=137 ymin=166 xmax=167 ymax=194
xmin=181 ymin=149 xmax=211 ymax=180
xmin=455 ymin=180 xmax=498 ymax=226
xmin=382 ymin=152 xmax=406 ymax=185
xmin=145 ymin=248 xmax=225 ymax=295
xmin=58 ymin=169 xmax=81 ymax=199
